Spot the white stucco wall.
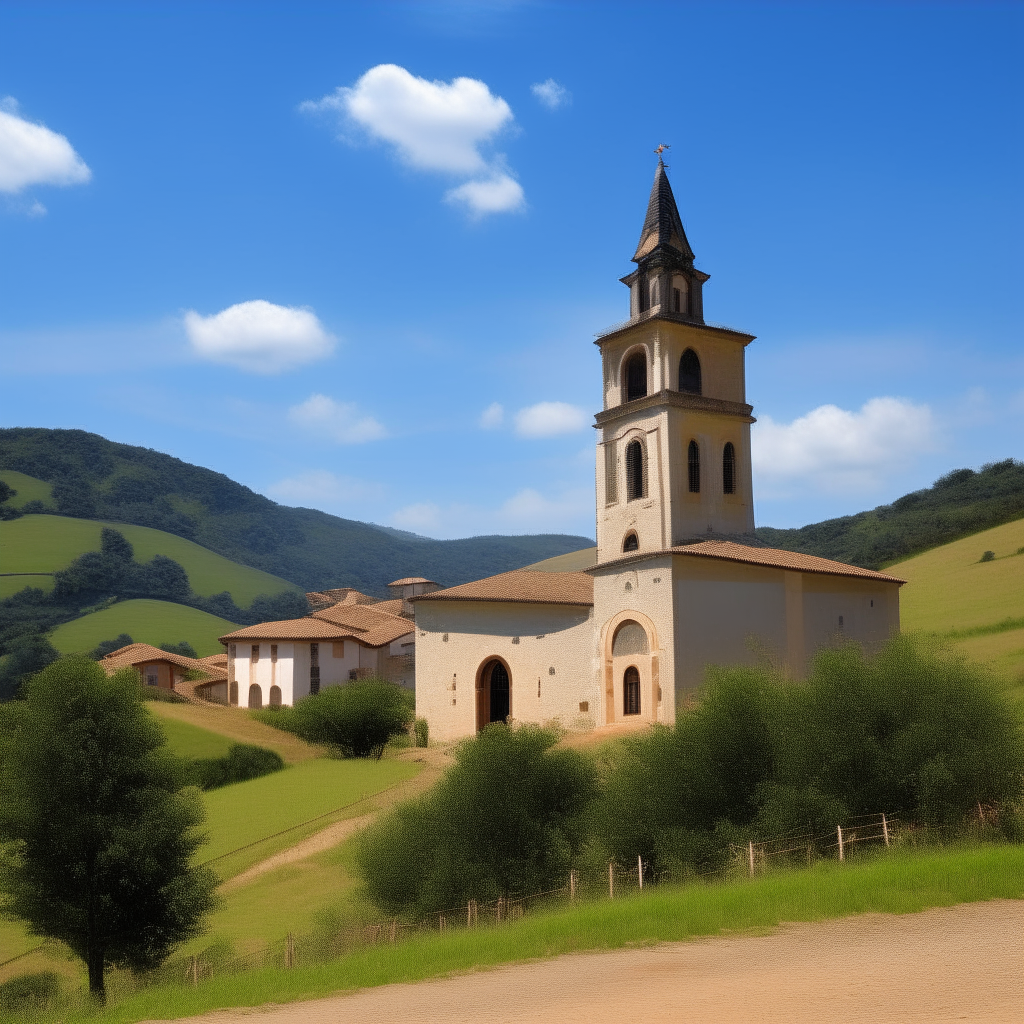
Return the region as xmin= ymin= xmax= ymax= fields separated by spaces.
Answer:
xmin=414 ymin=600 xmax=598 ymax=742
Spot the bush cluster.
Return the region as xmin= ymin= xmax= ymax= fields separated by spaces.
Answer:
xmin=255 ymin=678 xmax=413 ymax=758
xmin=359 ymin=637 xmax=1024 ymax=915
xmin=190 ymin=743 xmax=284 ymax=790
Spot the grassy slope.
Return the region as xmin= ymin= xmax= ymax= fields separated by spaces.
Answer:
xmin=158 ymin=717 xmax=235 ymax=760
xmin=52 ymin=843 xmax=1024 ymax=1024
xmin=48 ymin=599 xmax=238 ymax=657
xmin=0 ymin=513 xmax=301 ymax=603
xmin=0 ymin=469 xmax=54 ymax=508
xmin=892 ymin=517 xmax=1024 ymax=685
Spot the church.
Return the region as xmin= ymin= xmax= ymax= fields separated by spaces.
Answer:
xmin=413 ymin=159 xmax=904 ymax=742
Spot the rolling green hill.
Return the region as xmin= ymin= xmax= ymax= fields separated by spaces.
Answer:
xmin=0 ymin=512 xmax=302 ymax=604
xmin=48 ymin=598 xmax=238 ymax=657
xmin=0 ymin=469 xmax=54 ymax=509
xmin=0 ymin=428 xmax=596 ymax=596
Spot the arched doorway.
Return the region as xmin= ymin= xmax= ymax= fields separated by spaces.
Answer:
xmin=269 ymin=685 xmax=282 ymax=707
xmin=477 ymin=659 xmax=511 ymax=730
xmin=248 ymin=683 xmax=262 ymax=709
xmin=229 ymin=681 xmax=238 ymax=706
xmin=623 ymin=667 xmax=641 ymax=715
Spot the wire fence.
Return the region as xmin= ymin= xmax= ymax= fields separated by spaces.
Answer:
xmin=97 ymin=809 xmax=932 ymax=999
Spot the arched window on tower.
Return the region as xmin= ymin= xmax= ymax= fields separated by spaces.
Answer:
xmin=623 ymin=667 xmax=641 ymax=716
xmin=723 ymin=442 xmax=736 ymax=495
xmin=626 ymin=440 xmax=645 ymax=501
xmin=624 ymin=351 xmax=648 ymax=402
xmin=622 ymin=531 xmax=639 ymax=553
xmin=672 ymin=275 xmax=689 ymax=315
xmin=679 ymin=348 xmax=702 ymax=394
xmin=688 ymin=440 xmax=700 ymax=493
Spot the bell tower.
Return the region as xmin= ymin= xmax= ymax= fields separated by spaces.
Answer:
xmin=594 ymin=157 xmax=757 ymax=563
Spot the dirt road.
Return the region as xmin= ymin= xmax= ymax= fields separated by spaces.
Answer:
xmin=168 ymin=899 xmax=1023 ymax=1024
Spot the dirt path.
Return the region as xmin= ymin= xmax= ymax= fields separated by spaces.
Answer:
xmin=164 ymin=899 xmax=1023 ymax=1024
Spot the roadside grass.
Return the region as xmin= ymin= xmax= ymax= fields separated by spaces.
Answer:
xmin=34 ymin=842 xmax=1024 ymax=1024
xmin=0 ymin=514 xmax=300 ymax=605
xmin=148 ymin=704 xmax=322 ymax=764
xmin=49 ymin=599 xmax=238 ymax=658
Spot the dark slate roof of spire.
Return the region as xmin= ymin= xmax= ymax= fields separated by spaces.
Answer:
xmin=632 ymin=158 xmax=695 ymax=263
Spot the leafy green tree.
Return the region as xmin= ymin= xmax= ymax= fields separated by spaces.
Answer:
xmin=0 ymin=657 xmax=217 ymax=1001
xmin=358 ymin=724 xmax=598 ymax=915
xmin=90 ymin=633 xmax=135 ymax=659
xmin=0 ymin=480 xmax=15 ymax=504
xmin=159 ymin=640 xmax=197 ymax=658
xmin=0 ymin=634 xmax=59 ymax=701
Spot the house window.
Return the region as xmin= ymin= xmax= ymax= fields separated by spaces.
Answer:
xmin=626 ymin=440 xmax=645 ymax=501
xmin=333 ymin=642 xmax=345 ymax=658
xmin=622 ymin=531 xmax=639 ymax=553
xmin=688 ymin=440 xmax=701 ymax=493
xmin=251 ymin=644 xmax=260 ymax=663
xmin=624 ymin=667 xmax=641 ymax=716
xmin=271 ymin=645 xmax=278 ymax=662
xmin=624 ymin=351 xmax=647 ymax=402
xmin=679 ymin=349 xmax=701 ymax=394
xmin=310 ymin=642 xmax=320 ymax=695
xmin=723 ymin=442 xmax=736 ymax=494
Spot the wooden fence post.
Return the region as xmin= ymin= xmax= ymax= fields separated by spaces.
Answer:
xmin=837 ymin=825 xmax=844 ymax=862
xmin=609 ymin=861 xmax=614 ymax=899
xmin=638 ymin=854 xmax=643 ymax=890
xmin=496 ymin=897 xmax=504 ymax=923
xmin=748 ymin=840 xmax=755 ymax=878
xmin=881 ymin=813 xmax=889 ymax=847
xmin=286 ymin=932 xmax=294 ymax=968
xmin=569 ymin=869 xmax=577 ymax=901
xmin=389 ymin=918 xmax=397 ymax=943
xmin=191 ymin=955 xmax=198 ymax=988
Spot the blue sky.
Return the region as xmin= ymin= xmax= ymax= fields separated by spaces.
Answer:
xmin=1 ymin=1 xmax=1021 ymax=539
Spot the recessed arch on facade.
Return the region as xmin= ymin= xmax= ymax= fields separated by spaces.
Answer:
xmin=625 ymin=438 xmax=646 ymax=501
xmin=622 ymin=530 xmax=639 ymax=553
xmin=248 ymin=683 xmax=262 ymax=709
xmin=476 ymin=657 xmax=512 ymax=731
xmin=621 ymin=347 xmax=649 ymax=403
xmin=688 ymin=439 xmax=701 ymax=493
xmin=723 ymin=441 xmax=736 ymax=495
xmin=600 ymin=609 xmax=660 ymax=727
xmin=679 ymin=348 xmax=702 ymax=394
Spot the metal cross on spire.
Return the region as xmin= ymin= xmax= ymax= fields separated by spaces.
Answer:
xmin=654 ymin=143 xmax=670 ymax=169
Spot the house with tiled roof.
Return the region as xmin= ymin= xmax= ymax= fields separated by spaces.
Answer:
xmin=413 ymin=159 xmax=904 ymax=742
xmin=99 ymin=643 xmax=228 ymax=697
xmin=218 ymin=599 xmax=415 ymax=708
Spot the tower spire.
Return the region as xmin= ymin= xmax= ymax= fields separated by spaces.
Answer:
xmin=632 ymin=156 xmax=694 ymax=265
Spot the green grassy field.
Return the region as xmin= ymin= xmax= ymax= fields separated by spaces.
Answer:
xmin=0 ymin=470 xmax=54 ymax=509
xmin=0 ymin=514 xmax=301 ymax=603
xmin=891 ymin=516 xmax=1024 ymax=685
xmin=158 ymin=717 xmax=235 ymax=760
xmin=26 ymin=842 xmax=1024 ymax=1024
xmin=48 ymin=599 xmax=238 ymax=657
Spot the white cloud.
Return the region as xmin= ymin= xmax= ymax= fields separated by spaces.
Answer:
xmin=752 ymin=397 xmax=937 ymax=496
xmin=184 ymin=300 xmax=334 ymax=374
xmin=479 ymin=401 xmax=504 ymax=429
xmin=0 ymin=97 xmax=91 ymax=194
xmin=288 ymin=394 xmax=386 ymax=444
xmin=514 ymin=401 xmax=589 ymax=438
xmin=265 ymin=470 xmax=386 ymax=508
xmin=391 ymin=486 xmax=592 ymax=538
xmin=531 ymin=79 xmax=571 ymax=110
xmin=302 ymin=64 xmax=521 ymax=216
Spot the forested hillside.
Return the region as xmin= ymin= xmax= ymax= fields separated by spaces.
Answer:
xmin=756 ymin=460 xmax=1024 ymax=569
xmin=0 ymin=429 xmax=594 ymax=595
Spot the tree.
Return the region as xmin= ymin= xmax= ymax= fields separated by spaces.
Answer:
xmin=0 ymin=657 xmax=217 ymax=1001
xmin=0 ymin=634 xmax=59 ymax=701
xmin=90 ymin=634 xmax=135 ymax=660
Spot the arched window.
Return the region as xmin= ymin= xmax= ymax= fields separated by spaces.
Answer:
xmin=723 ymin=442 xmax=736 ymax=495
xmin=622 ymin=532 xmax=639 ymax=553
xmin=648 ymin=277 xmax=659 ymax=307
xmin=623 ymin=667 xmax=641 ymax=716
xmin=624 ymin=351 xmax=647 ymax=402
xmin=688 ymin=440 xmax=700 ymax=493
xmin=613 ymin=621 xmax=649 ymax=657
xmin=269 ymin=685 xmax=282 ymax=707
xmin=229 ymin=681 xmax=239 ymax=706
xmin=679 ymin=348 xmax=702 ymax=394
xmin=626 ymin=439 xmax=645 ymax=500
xmin=672 ymin=275 xmax=689 ymax=314
xmin=248 ymin=683 xmax=262 ymax=709
xmin=481 ymin=659 xmax=510 ymax=727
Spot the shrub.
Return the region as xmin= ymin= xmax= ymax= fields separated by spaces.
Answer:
xmin=414 ymin=717 xmax=429 ymax=747
xmin=358 ymin=724 xmax=598 ymax=914
xmin=0 ymin=970 xmax=63 ymax=1013
xmin=160 ymin=640 xmax=198 ymax=658
xmin=262 ymin=679 xmax=413 ymax=758
xmin=192 ymin=743 xmax=284 ymax=790
xmin=980 ymin=550 xmax=996 ymax=562
xmin=90 ymin=633 xmax=134 ymax=659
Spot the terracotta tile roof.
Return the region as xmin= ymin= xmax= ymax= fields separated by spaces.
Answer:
xmin=219 ymin=618 xmax=354 ymax=642
xmin=199 ymin=653 xmax=227 ymax=667
xmin=306 ymin=588 xmax=378 ymax=608
xmin=412 ymin=569 xmax=594 ymax=606
xmin=388 ymin=577 xmax=437 ymax=587
xmin=591 ymin=540 xmax=905 ymax=584
xmin=372 ymin=598 xmax=411 ymax=619
xmin=311 ymin=603 xmax=415 ymax=646
xmin=100 ymin=643 xmax=227 ymax=680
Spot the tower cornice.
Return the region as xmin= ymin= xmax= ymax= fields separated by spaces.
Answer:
xmin=593 ymin=388 xmax=755 ymax=428
xmin=594 ymin=311 xmax=755 ymax=347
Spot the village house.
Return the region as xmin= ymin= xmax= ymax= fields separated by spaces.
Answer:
xmin=99 ymin=642 xmax=228 ymax=696
xmin=412 ymin=159 xmax=905 ymax=743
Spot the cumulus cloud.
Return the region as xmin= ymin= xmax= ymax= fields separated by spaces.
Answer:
xmin=288 ymin=394 xmax=386 ymax=444
xmin=265 ymin=469 xmax=386 ymax=508
xmin=302 ymin=64 xmax=522 ymax=215
xmin=0 ymin=97 xmax=91 ymax=195
xmin=391 ymin=486 xmax=592 ymax=538
xmin=752 ymin=397 xmax=937 ymax=496
xmin=531 ymin=79 xmax=571 ymax=110
xmin=514 ymin=401 xmax=589 ymax=438
xmin=479 ymin=401 xmax=504 ymax=429
xmin=184 ymin=300 xmax=334 ymax=374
